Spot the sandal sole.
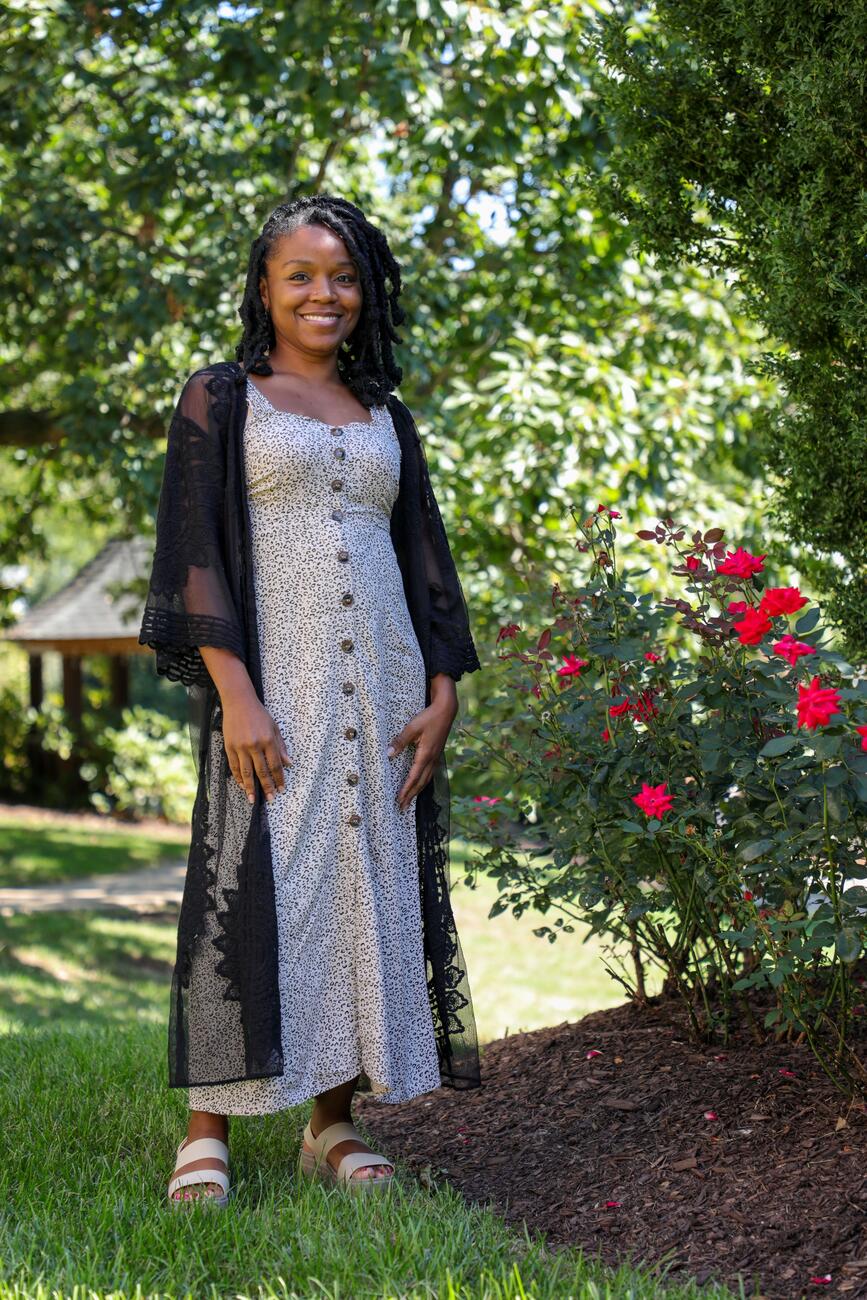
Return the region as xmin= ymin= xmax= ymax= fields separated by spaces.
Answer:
xmin=168 ymin=1189 xmax=230 ymax=1209
xmin=298 ymin=1146 xmax=394 ymax=1193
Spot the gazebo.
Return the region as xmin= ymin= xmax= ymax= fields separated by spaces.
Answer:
xmin=1 ymin=534 xmax=152 ymax=725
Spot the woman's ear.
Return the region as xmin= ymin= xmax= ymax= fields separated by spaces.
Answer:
xmin=258 ymin=276 xmax=270 ymax=314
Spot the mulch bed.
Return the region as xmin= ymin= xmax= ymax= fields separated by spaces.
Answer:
xmin=357 ymin=976 xmax=867 ymax=1300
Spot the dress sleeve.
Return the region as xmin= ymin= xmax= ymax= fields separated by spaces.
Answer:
xmin=138 ymin=368 xmax=247 ymax=688
xmin=413 ymin=420 xmax=482 ymax=684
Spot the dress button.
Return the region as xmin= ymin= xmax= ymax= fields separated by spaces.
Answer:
xmin=330 ymin=478 xmax=344 ymax=491
xmin=341 ymin=592 xmax=354 ymax=606
xmin=330 ymin=426 xmax=343 ymax=436
xmin=344 ymin=726 xmax=358 ymax=740
xmin=347 ymin=772 xmax=359 ymax=786
xmin=340 ymin=637 xmax=354 ymax=652
xmin=333 ymin=447 xmax=346 ymax=461
xmin=331 ymin=509 xmax=344 ymax=522
xmin=342 ymin=681 xmax=355 ymax=695
xmin=337 ymin=548 xmax=349 ymax=562
xmin=348 ymin=813 xmax=362 ymax=827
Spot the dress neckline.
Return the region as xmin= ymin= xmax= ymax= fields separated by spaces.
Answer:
xmin=246 ymin=376 xmax=377 ymax=428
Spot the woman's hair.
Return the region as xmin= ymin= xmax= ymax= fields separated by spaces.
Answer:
xmin=234 ymin=194 xmax=406 ymax=405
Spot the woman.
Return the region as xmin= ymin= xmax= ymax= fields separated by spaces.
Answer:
xmin=138 ymin=194 xmax=482 ymax=1205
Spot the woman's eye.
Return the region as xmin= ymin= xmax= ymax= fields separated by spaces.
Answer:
xmin=287 ymin=273 xmax=356 ymax=283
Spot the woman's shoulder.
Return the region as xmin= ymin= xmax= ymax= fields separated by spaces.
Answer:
xmin=385 ymin=391 xmax=419 ymax=434
xmin=184 ymin=359 xmax=244 ymax=387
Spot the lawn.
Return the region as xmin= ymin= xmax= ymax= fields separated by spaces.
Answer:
xmin=0 ymin=812 xmax=722 ymax=1300
xmin=0 ymin=827 xmax=655 ymax=1041
xmin=0 ymin=1020 xmax=739 ymax=1300
xmin=0 ymin=808 xmax=187 ymax=886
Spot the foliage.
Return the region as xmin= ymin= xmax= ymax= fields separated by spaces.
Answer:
xmin=0 ymin=0 xmax=780 ymax=678
xmin=0 ymin=684 xmax=33 ymax=797
xmin=459 ymin=506 xmax=867 ymax=1094
xmin=83 ymin=705 xmax=197 ymax=824
xmin=588 ymin=0 xmax=867 ymax=657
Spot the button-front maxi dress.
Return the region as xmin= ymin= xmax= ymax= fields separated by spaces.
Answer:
xmin=188 ymin=378 xmax=443 ymax=1114
xmin=138 ymin=360 xmax=482 ymax=1098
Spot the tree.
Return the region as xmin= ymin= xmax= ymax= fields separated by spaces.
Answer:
xmin=1 ymin=0 xmax=776 ymax=676
xmin=588 ymin=0 xmax=867 ymax=657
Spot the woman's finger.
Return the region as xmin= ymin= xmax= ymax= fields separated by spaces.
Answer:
xmin=263 ymin=739 xmax=288 ymax=794
xmin=238 ymin=757 xmax=256 ymax=804
xmin=274 ymin=725 xmax=293 ymax=769
xmin=397 ymin=753 xmax=435 ymax=810
xmin=226 ymin=747 xmax=243 ymax=793
xmin=249 ymin=745 xmax=278 ymax=802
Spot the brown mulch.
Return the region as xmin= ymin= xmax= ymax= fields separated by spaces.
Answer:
xmin=357 ymin=977 xmax=867 ymax=1300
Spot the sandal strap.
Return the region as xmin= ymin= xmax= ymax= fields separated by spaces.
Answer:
xmin=336 ymin=1150 xmax=393 ymax=1183
xmin=175 ymin=1137 xmax=229 ymax=1167
xmin=168 ymin=1136 xmax=230 ymax=1199
xmin=168 ymin=1167 xmax=229 ymax=1197
xmin=305 ymin=1119 xmax=363 ymax=1160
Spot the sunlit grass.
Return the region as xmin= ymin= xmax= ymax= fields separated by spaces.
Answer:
xmin=0 ymin=810 xmax=187 ymax=886
xmin=0 ymin=1023 xmax=740 ymax=1300
xmin=0 ymin=819 xmax=733 ymax=1298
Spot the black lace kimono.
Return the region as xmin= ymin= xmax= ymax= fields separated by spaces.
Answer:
xmin=138 ymin=360 xmax=482 ymax=1092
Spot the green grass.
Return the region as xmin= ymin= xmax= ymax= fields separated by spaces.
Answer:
xmin=0 ymin=819 xmax=726 ymax=1299
xmin=449 ymin=843 xmax=664 ymax=1040
xmin=0 ymin=1022 xmax=742 ymax=1300
xmin=0 ymin=850 xmax=659 ymax=1041
xmin=0 ymin=911 xmax=175 ymax=1031
xmin=0 ymin=812 xmax=187 ymax=887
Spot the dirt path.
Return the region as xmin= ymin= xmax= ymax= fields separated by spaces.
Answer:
xmin=0 ymin=862 xmax=186 ymax=915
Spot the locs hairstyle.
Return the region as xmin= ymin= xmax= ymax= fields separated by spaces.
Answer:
xmin=234 ymin=194 xmax=406 ymax=407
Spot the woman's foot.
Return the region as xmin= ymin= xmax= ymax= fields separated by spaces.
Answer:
xmin=305 ymin=1107 xmax=393 ymax=1182
xmin=168 ymin=1111 xmax=229 ymax=1202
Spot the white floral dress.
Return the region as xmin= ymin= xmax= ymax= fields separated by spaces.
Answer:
xmin=187 ymin=378 xmax=442 ymax=1115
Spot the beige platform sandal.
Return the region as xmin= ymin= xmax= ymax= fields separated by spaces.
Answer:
xmin=298 ymin=1118 xmax=395 ymax=1194
xmin=167 ymin=1135 xmax=231 ymax=1209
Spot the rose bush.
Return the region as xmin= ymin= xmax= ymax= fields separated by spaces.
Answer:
xmin=457 ymin=507 xmax=867 ymax=1093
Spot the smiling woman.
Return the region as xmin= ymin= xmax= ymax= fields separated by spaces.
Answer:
xmin=138 ymin=194 xmax=482 ymax=1208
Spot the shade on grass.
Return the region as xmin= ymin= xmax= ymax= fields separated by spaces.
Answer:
xmin=0 ymin=813 xmax=187 ymax=887
xmin=0 ymin=1022 xmax=738 ymax=1300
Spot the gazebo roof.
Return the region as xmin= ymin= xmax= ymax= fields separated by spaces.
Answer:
xmin=1 ymin=535 xmax=152 ymax=655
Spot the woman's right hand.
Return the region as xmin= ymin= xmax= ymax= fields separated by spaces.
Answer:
xmin=221 ymin=693 xmax=293 ymax=805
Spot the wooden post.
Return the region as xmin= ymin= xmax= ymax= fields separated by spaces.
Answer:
xmin=109 ymin=654 xmax=129 ymax=710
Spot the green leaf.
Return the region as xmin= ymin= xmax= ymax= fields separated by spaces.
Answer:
xmin=836 ymin=927 xmax=861 ymax=962
xmin=810 ymin=734 xmax=842 ymax=760
xmin=617 ymin=820 xmax=646 ymax=835
xmin=759 ymin=734 xmax=799 ymax=757
xmin=739 ymin=838 xmax=774 ymax=863
xmin=795 ymin=608 xmax=821 ymax=635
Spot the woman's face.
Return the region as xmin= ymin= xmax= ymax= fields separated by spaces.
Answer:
xmin=258 ymin=222 xmax=363 ymax=358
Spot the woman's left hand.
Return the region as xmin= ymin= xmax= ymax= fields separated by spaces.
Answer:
xmin=388 ymin=676 xmax=458 ymax=812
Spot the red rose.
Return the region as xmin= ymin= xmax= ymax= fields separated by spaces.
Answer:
xmin=733 ymin=608 xmax=773 ymax=645
xmin=759 ymin=586 xmax=808 ymax=617
xmin=773 ymin=634 xmax=816 ymax=667
xmin=797 ymin=676 xmax=842 ymax=730
xmin=631 ymin=781 xmax=674 ymax=818
xmin=716 ymin=547 xmax=766 ymax=579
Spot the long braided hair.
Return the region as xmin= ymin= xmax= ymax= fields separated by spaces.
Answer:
xmin=234 ymin=194 xmax=406 ymax=405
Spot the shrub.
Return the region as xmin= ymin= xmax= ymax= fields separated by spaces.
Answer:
xmin=83 ymin=705 xmax=196 ymax=824
xmin=459 ymin=506 xmax=867 ymax=1093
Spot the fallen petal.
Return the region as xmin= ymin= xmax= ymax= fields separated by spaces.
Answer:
xmin=604 ymin=1200 xmax=622 ymax=1208
xmin=704 ymin=1110 xmax=719 ymax=1121
xmin=586 ymin=1049 xmax=602 ymax=1059
xmin=809 ymin=1275 xmax=832 ymax=1285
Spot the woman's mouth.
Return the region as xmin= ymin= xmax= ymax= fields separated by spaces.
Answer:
xmin=300 ymin=313 xmax=343 ymax=325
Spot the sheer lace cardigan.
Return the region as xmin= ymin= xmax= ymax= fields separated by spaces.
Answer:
xmin=138 ymin=360 xmax=482 ymax=1090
